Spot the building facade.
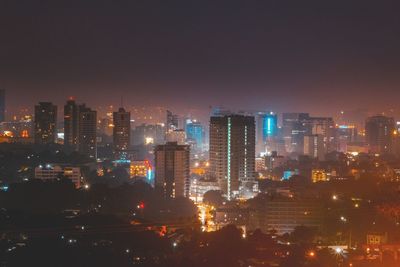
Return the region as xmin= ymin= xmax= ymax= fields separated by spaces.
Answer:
xmin=154 ymin=142 xmax=190 ymax=199
xmin=209 ymin=114 xmax=256 ymax=200
xmin=34 ymin=102 xmax=57 ymax=144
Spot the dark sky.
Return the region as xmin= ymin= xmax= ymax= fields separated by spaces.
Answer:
xmin=1 ymin=0 xmax=400 ymax=121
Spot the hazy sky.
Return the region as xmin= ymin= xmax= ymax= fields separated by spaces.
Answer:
xmin=1 ymin=0 xmax=400 ymax=121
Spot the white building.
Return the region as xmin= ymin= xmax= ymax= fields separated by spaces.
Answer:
xmin=35 ymin=164 xmax=82 ymax=188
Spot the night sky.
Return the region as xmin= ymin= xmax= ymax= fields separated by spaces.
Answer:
xmin=2 ymin=0 xmax=400 ymax=121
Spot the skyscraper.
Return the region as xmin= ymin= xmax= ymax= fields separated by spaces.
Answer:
xmin=0 ymin=89 xmax=5 ymax=123
xmin=78 ymin=104 xmax=97 ymax=159
xmin=185 ymin=119 xmax=204 ymax=153
xmin=365 ymin=115 xmax=395 ymax=154
xmin=282 ymin=113 xmax=310 ymax=154
xmin=304 ymin=134 xmax=325 ymax=160
xmin=209 ymin=114 xmax=256 ymax=200
xmin=64 ymin=98 xmax=79 ymax=150
xmin=34 ymin=102 xmax=57 ymax=144
xmin=256 ymin=112 xmax=278 ymax=156
xmin=154 ymin=142 xmax=190 ymax=199
xmin=113 ymin=107 xmax=131 ymax=156
xmin=166 ymin=110 xmax=179 ymax=131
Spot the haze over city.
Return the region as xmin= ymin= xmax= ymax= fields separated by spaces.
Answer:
xmin=2 ymin=1 xmax=400 ymax=267
xmin=2 ymin=1 xmax=400 ymax=121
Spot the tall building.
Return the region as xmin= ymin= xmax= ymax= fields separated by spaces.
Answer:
xmin=282 ymin=113 xmax=336 ymax=156
xmin=166 ymin=110 xmax=179 ymax=131
xmin=303 ymin=134 xmax=325 ymax=160
xmin=34 ymin=102 xmax=57 ymax=144
xmin=306 ymin=117 xmax=336 ymax=154
xmin=282 ymin=113 xmax=310 ymax=154
xmin=365 ymin=115 xmax=395 ymax=154
xmin=0 ymin=89 xmax=5 ymax=122
xmin=209 ymin=114 xmax=256 ymax=200
xmin=78 ymin=104 xmax=97 ymax=159
xmin=64 ymin=98 xmax=79 ymax=150
xmin=154 ymin=142 xmax=190 ymax=199
xmin=113 ymin=107 xmax=131 ymax=156
xmin=256 ymin=112 xmax=278 ymax=156
xmin=185 ymin=119 xmax=204 ymax=153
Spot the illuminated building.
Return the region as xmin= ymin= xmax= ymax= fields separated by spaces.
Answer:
xmin=113 ymin=107 xmax=131 ymax=157
xmin=1 ymin=116 xmax=33 ymax=140
xmin=34 ymin=102 xmax=57 ymax=144
xmin=165 ymin=129 xmax=186 ymax=145
xmin=185 ymin=119 xmax=204 ymax=153
xmin=304 ymin=134 xmax=325 ymax=160
xmin=0 ymin=89 xmax=5 ymax=122
xmin=311 ymin=169 xmax=328 ymax=183
xmin=189 ymin=179 xmax=220 ymax=203
xmin=365 ymin=115 xmax=395 ymax=154
xmin=130 ymin=160 xmax=152 ymax=182
xmin=256 ymin=112 xmax=278 ymax=156
xmin=35 ymin=164 xmax=82 ymax=188
xmin=78 ymin=104 xmax=97 ymax=159
xmin=209 ymin=114 xmax=256 ymax=200
xmin=166 ymin=110 xmax=179 ymax=131
xmin=64 ymin=98 xmax=79 ymax=151
xmin=155 ymin=142 xmax=190 ymax=199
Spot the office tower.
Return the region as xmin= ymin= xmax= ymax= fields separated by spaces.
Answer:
xmin=256 ymin=112 xmax=278 ymax=156
xmin=34 ymin=102 xmax=57 ymax=144
xmin=365 ymin=115 xmax=395 ymax=154
xmin=64 ymin=98 xmax=79 ymax=150
xmin=165 ymin=129 xmax=186 ymax=145
xmin=209 ymin=114 xmax=256 ymax=200
xmin=78 ymin=104 xmax=97 ymax=159
xmin=185 ymin=119 xmax=204 ymax=153
xmin=304 ymin=134 xmax=325 ymax=160
xmin=282 ymin=113 xmax=310 ymax=154
xmin=0 ymin=89 xmax=5 ymax=122
xmin=166 ymin=110 xmax=179 ymax=131
xmin=336 ymin=125 xmax=358 ymax=153
xmin=154 ymin=142 xmax=190 ymax=199
xmin=306 ymin=117 xmax=337 ymax=154
xmin=113 ymin=107 xmax=131 ymax=155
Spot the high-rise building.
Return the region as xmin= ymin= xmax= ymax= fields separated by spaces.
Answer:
xmin=113 ymin=107 xmax=131 ymax=155
xmin=304 ymin=134 xmax=325 ymax=160
xmin=154 ymin=142 xmax=190 ymax=199
xmin=365 ymin=115 xmax=395 ymax=154
xmin=282 ymin=113 xmax=336 ymax=156
xmin=282 ymin=113 xmax=310 ymax=154
xmin=209 ymin=114 xmax=256 ymax=200
xmin=185 ymin=119 xmax=204 ymax=153
xmin=166 ymin=110 xmax=179 ymax=131
xmin=0 ymin=89 xmax=5 ymax=122
xmin=256 ymin=112 xmax=278 ymax=156
xmin=34 ymin=102 xmax=57 ymax=144
xmin=78 ymin=104 xmax=97 ymax=159
xmin=306 ymin=117 xmax=336 ymax=154
xmin=64 ymin=98 xmax=79 ymax=150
